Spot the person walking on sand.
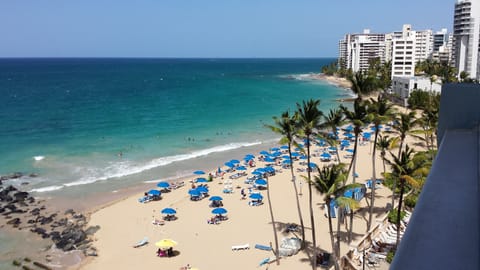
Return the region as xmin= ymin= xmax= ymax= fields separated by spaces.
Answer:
xmin=241 ymin=188 xmax=246 ymax=199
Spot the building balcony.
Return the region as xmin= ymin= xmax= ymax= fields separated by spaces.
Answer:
xmin=390 ymin=84 xmax=480 ymax=270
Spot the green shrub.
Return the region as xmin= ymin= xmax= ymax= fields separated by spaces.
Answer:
xmin=388 ymin=209 xmax=406 ymax=224
xmin=12 ymin=260 xmax=21 ymax=267
xmin=386 ymin=250 xmax=396 ymax=263
xmin=405 ymin=194 xmax=418 ymax=208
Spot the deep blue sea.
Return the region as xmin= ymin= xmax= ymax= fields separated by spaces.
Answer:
xmin=0 ymin=58 xmax=352 ymax=197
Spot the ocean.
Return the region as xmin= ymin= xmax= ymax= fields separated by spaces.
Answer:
xmin=0 ymin=58 xmax=353 ymax=198
xmin=0 ymin=58 xmax=355 ymax=265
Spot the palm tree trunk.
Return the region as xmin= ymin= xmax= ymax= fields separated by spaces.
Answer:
xmin=288 ymin=146 xmax=306 ymax=248
xmin=391 ymin=139 xmax=404 ymax=208
xmin=382 ymin=153 xmax=386 ymax=176
xmin=367 ymin=129 xmax=379 ymax=231
xmin=326 ymin=199 xmax=339 ymax=270
xmin=347 ymin=133 xmax=359 ymax=244
xmin=332 ymin=127 xmax=342 ymax=164
xmin=395 ymin=178 xmax=405 ymax=249
xmin=306 ymin=137 xmax=318 ymax=269
xmin=336 ymin=207 xmax=342 ymax=260
xmin=266 ymin=176 xmax=280 ymax=265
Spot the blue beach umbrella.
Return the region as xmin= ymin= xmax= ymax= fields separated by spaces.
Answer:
xmin=193 ymin=170 xmax=205 ymax=175
xmin=291 ymin=152 xmax=300 ymax=157
xmin=209 ymin=196 xmax=223 ymax=201
xmin=271 ymin=147 xmax=280 ymax=152
xmin=271 ymin=151 xmax=282 ymax=157
xmin=161 ymin=208 xmax=177 ymax=215
xmin=264 ymin=167 xmax=275 ymax=173
xmin=255 ymin=179 xmax=267 ymax=186
xmin=264 ymin=157 xmax=275 ymax=163
xmin=281 ymin=155 xmax=290 ymax=159
xmin=308 ymin=162 xmax=317 ymax=168
xmin=188 ymin=189 xmax=201 ymax=196
xmin=321 ymin=152 xmax=332 ymax=159
xmin=157 ymin=181 xmax=170 ymax=189
xmin=252 ymin=171 xmax=263 ymax=176
xmin=196 ymin=186 xmax=209 ymax=194
xmin=260 ymin=150 xmax=270 ymax=156
xmin=245 ymin=154 xmax=255 ymax=158
xmin=148 ymin=190 xmax=161 ymax=196
xmin=236 ymin=166 xmax=247 ymax=171
xmin=346 ymin=149 xmax=354 ymax=153
xmin=282 ymin=159 xmax=292 ymax=165
xmin=224 ymin=161 xmax=235 ymax=168
xmin=249 ymin=193 xmax=263 ymax=200
xmin=212 ymin=207 xmax=228 ymax=215
xmin=230 ymin=159 xmax=240 ymax=164
xmin=196 ymin=178 xmax=208 ymax=183
xmin=280 ymin=145 xmax=289 ymax=150
xmin=300 ymin=155 xmax=307 ymax=160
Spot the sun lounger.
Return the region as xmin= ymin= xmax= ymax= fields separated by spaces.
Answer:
xmin=152 ymin=219 xmax=165 ymax=226
xmin=255 ymin=244 xmax=272 ymax=251
xmin=133 ymin=237 xmax=148 ymax=248
xmin=231 ymin=243 xmax=250 ymax=251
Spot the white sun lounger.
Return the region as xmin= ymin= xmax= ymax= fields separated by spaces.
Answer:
xmin=232 ymin=243 xmax=250 ymax=251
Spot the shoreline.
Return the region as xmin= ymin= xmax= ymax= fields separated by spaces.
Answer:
xmin=80 ymin=123 xmax=409 ymax=270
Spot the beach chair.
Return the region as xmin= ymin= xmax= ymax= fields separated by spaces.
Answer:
xmin=133 ymin=237 xmax=148 ymax=248
xmin=255 ymin=244 xmax=272 ymax=251
xmin=231 ymin=243 xmax=250 ymax=251
xmin=152 ymin=219 xmax=165 ymax=226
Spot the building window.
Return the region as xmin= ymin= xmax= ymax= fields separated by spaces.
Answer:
xmin=414 ymin=83 xmax=418 ymax=89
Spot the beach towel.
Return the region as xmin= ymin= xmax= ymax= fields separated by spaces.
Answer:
xmin=133 ymin=237 xmax=148 ymax=248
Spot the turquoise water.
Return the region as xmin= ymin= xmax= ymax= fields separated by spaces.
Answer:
xmin=0 ymin=58 xmax=352 ymax=195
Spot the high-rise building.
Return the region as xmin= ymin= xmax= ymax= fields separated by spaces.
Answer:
xmin=452 ymin=0 xmax=480 ymax=80
xmin=433 ymin=28 xmax=449 ymax=52
xmin=391 ymin=25 xmax=416 ymax=78
xmin=338 ymin=29 xmax=385 ymax=72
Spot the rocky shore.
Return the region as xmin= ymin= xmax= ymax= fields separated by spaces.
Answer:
xmin=0 ymin=174 xmax=99 ymax=269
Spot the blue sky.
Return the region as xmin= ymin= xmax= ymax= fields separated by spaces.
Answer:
xmin=0 ymin=0 xmax=454 ymax=58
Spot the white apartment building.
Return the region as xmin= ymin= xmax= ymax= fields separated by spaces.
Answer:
xmin=391 ymin=25 xmax=416 ymax=78
xmin=391 ymin=76 xmax=442 ymax=103
xmin=452 ymin=0 xmax=480 ymax=80
xmin=338 ymin=29 xmax=385 ymax=72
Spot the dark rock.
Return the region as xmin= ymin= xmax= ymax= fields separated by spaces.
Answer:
xmin=84 ymin=225 xmax=100 ymax=235
xmin=13 ymin=191 xmax=29 ymax=201
xmin=27 ymin=197 xmax=35 ymax=204
xmin=7 ymin=218 xmax=21 ymax=226
xmin=31 ymin=227 xmax=46 ymax=234
xmin=27 ymin=219 xmax=36 ymax=224
xmin=0 ymin=207 xmax=4 ymax=213
xmin=4 ymin=203 xmax=17 ymax=211
xmin=29 ymin=173 xmax=39 ymax=178
xmin=12 ymin=172 xmax=23 ymax=179
xmin=21 ymin=182 xmax=29 ymax=185
xmin=30 ymin=208 xmax=41 ymax=216
xmin=64 ymin=209 xmax=75 ymax=215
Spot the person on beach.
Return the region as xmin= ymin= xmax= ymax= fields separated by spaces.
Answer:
xmin=241 ymin=188 xmax=246 ymax=199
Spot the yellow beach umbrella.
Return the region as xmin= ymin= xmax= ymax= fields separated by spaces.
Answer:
xmin=155 ymin=239 xmax=178 ymax=249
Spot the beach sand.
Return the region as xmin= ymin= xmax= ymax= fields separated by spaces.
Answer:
xmin=82 ymin=130 xmax=399 ymax=270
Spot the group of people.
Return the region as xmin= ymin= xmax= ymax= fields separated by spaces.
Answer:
xmin=157 ymin=247 xmax=174 ymax=257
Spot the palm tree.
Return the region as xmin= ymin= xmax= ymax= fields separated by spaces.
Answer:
xmin=314 ymin=164 xmax=360 ymax=270
xmin=376 ymin=135 xmax=393 ymax=176
xmin=366 ymin=96 xmax=394 ymax=231
xmin=347 ymin=71 xmax=376 ymax=101
xmin=296 ymin=99 xmax=323 ymax=269
xmin=341 ymin=99 xmax=368 ymax=243
xmin=265 ymin=175 xmax=280 ymax=265
xmin=320 ymin=108 xmax=346 ymax=164
xmin=266 ymin=111 xmax=306 ymax=247
xmin=391 ymin=112 xmax=417 ymax=208
xmin=385 ymin=145 xmax=428 ymax=248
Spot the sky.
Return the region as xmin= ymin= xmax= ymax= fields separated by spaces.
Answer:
xmin=0 ymin=0 xmax=454 ymax=58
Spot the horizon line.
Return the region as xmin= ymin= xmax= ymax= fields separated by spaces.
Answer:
xmin=0 ymin=56 xmax=337 ymax=60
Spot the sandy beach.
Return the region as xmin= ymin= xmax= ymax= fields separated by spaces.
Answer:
xmin=82 ymin=126 xmax=399 ymax=270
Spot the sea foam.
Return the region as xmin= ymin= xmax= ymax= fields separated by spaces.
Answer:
xmin=31 ymin=141 xmax=262 ymax=192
